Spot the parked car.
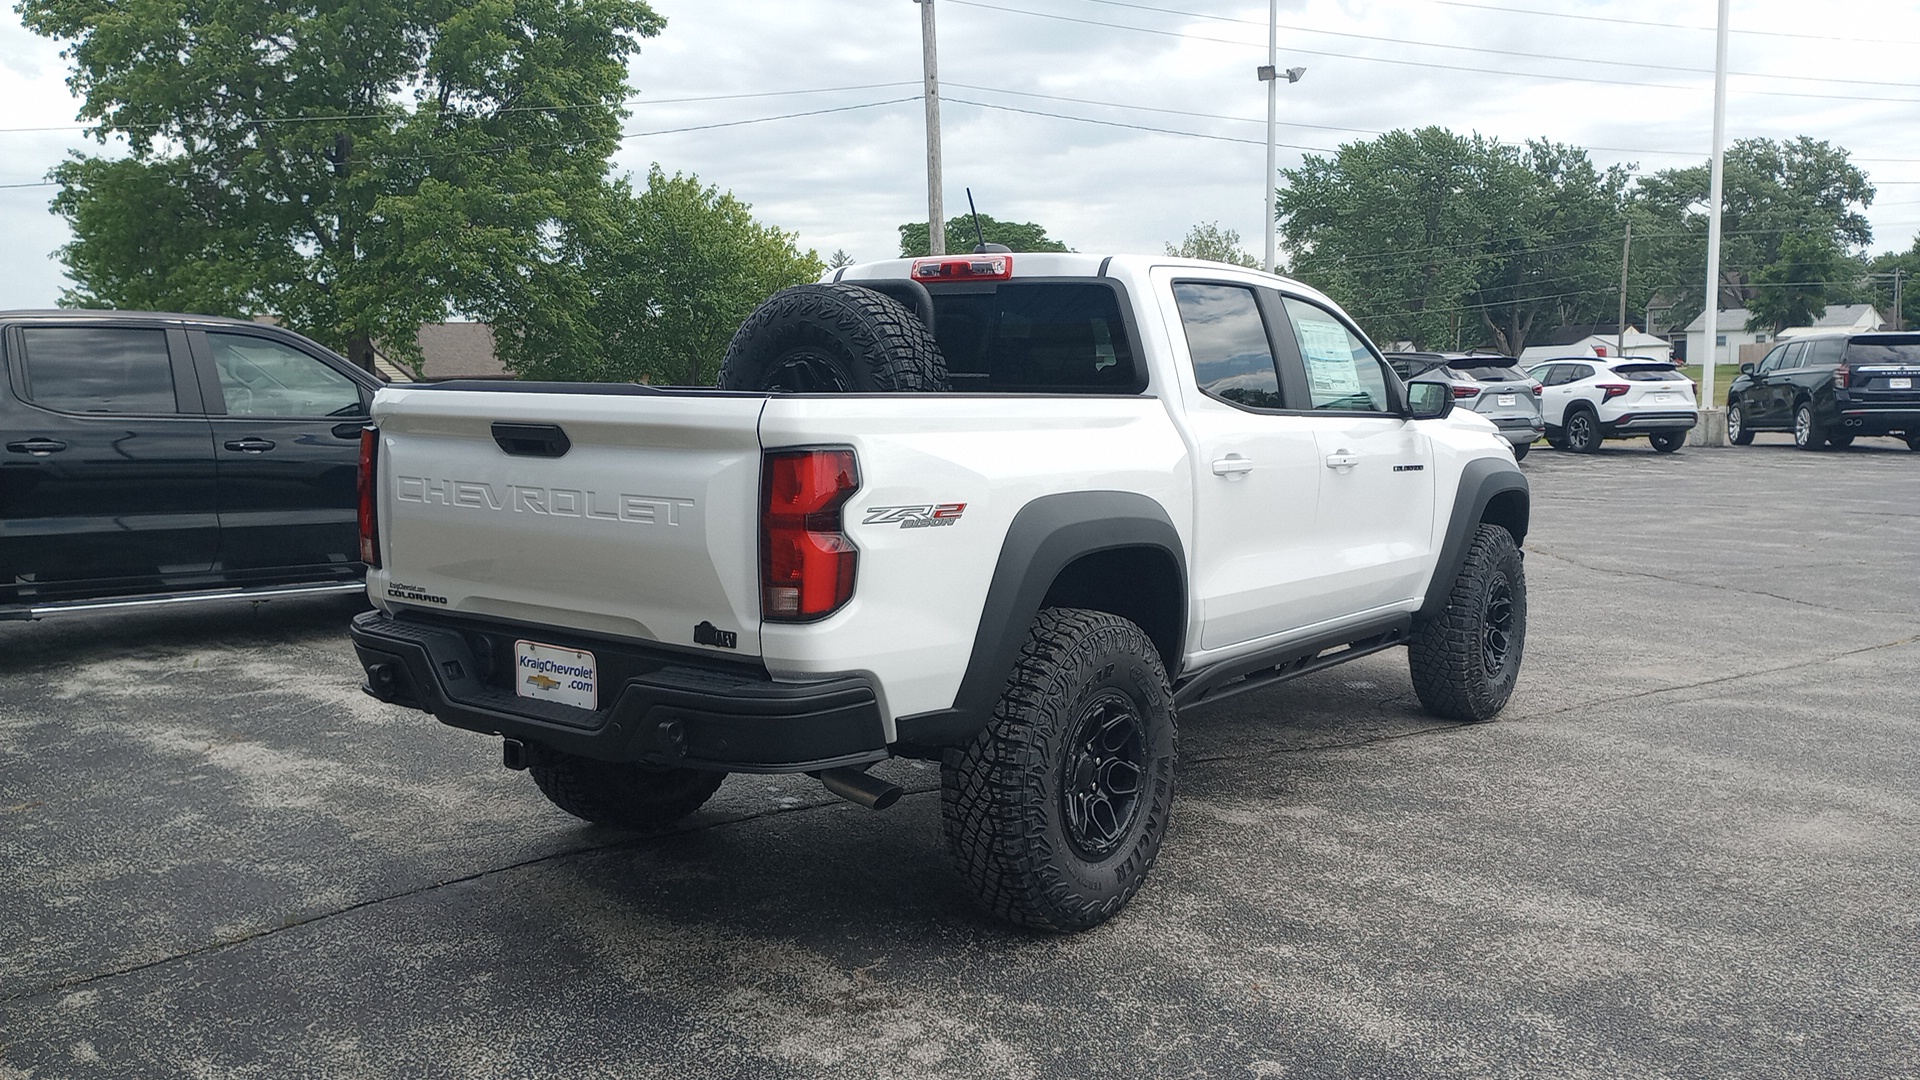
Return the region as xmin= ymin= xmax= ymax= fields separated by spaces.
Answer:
xmin=1525 ymin=356 xmax=1698 ymax=454
xmin=349 ymin=254 xmax=1530 ymax=932
xmin=2 ymin=310 xmax=383 ymax=619
xmin=1385 ymin=352 xmax=1544 ymax=458
xmin=1725 ymin=332 xmax=1920 ymax=450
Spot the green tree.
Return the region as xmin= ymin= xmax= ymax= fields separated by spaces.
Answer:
xmin=23 ymin=0 xmax=664 ymax=375
xmin=507 ymin=167 xmax=822 ymax=385
xmin=1628 ymin=137 xmax=1874 ymax=330
xmin=827 ymin=248 xmax=857 ymax=269
xmin=1165 ymin=222 xmax=1258 ymax=267
xmin=1278 ymin=127 xmax=1625 ymax=353
xmin=897 ymin=214 xmax=1070 ymax=257
xmin=1865 ymin=240 xmax=1920 ymax=330
xmin=1745 ymin=233 xmax=1849 ymax=333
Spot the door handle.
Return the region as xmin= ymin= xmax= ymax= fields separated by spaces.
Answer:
xmin=224 ymin=437 xmax=277 ymax=454
xmin=1324 ymin=452 xmax=1360 ymax=469
xmin=6 ymin=438 xmax=68 ymax=456
xmin=1211 ymin=455 xmax=1255 ymax=477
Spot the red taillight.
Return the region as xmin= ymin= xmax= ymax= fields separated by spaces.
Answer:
xmin=1452 ymin=384 xmax=1481 ymax=399
xmin=357 ymin=427 xmax=380 ymax=568
xmin=1599 ymin=383 xmax=1631 ymax=401
xmin=1834 ymin=362 xmax=1850 ymax=388
xmin=1531 ymin=384 xmax=1543 ymax=396
xmin=911 ymin=253 xmax=1013 ymax=281
xmin=761 ymin=449 xmax=859 ymax=621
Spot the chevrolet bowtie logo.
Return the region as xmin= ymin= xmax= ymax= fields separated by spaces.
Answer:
xmin=526 ymin=673 xmax=562 ymax=691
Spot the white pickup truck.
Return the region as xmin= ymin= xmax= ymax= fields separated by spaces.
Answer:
xmin=350 ymin=252 xmax=1530 ymax=931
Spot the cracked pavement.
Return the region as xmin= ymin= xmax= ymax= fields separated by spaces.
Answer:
xmin=2 ymin=433 xmax=1916 ymax=1078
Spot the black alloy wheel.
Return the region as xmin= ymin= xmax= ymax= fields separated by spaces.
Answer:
xmin=1481 ymin=572 xmax=1517 ymax=679
xmin=1061 ymin=692 xmax=1148 ymax=859
xmin=1564 ymin=408 xmax=1602 ymax=453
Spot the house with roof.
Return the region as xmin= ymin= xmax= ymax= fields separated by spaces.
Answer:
xmin=1517 ymin=323 xmax=1673 ymax=364
xmin=1680 ymin=304 xmax=1884 ymax=366
xmin=366 ymin=322 xmax=508 ymax=381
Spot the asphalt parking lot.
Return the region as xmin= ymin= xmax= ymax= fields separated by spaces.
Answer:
xmin=3 ymin=433 xmax=1916 ymax=1079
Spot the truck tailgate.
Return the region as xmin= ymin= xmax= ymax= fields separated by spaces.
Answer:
xmin=371 ymin=387 xmax=769 ymax=656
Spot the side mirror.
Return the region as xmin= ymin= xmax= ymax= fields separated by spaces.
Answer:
xmin=1739 ymin=363 xmax=1756 ymax=375
xmin=1406 ymin=380 xmax=1453 ymax=420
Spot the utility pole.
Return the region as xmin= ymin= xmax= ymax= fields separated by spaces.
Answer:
xmin=1617 ymin=219 xmax=1631 ymax=358
xmin=1262 ymin=0 xmax=1277 ymax=273
xmin=1698 ymin=0 xmax=1730 ymax=442
xmin=1895 ymin=267 xmax=1905 ymax=331
xmin=916 ymin=0 xmax=944 ymax=256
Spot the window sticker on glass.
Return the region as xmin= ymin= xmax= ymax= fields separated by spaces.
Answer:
xmin=1297 ymin=320 xmax=1364 ymax=398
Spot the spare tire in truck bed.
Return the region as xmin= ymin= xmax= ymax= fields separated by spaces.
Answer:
xmin=717 ymin=283 xmax=949 ymax=392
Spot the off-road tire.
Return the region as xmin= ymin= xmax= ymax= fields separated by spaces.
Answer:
xmin=1563 ymin=406 xmax=1602 ymax=453
xmin=1726 ymin=401 xmax=1754 ymax=445
xmin=1511 ymin=441 xmax=1531 ymax=461
xmin=529 ymin=753 xmax=726 ymax=830
xmin=716 ymin=283 xmax=948 ymax=392
xmin=941 ymin=608 xmax=1176 ymax=933
xmin=1793 ymin=401 xmax=1826 ymax=450
xmin=1648 ymin=430 xmax=1684 ymax=454
xmin=1408 ymin=524 xmax=1526 ymax=722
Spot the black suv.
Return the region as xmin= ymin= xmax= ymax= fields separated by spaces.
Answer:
xmin=1726 ymin=332 xmax=1920 ymax=450
xmin=2 ymin=310 xmax=384 ymax=619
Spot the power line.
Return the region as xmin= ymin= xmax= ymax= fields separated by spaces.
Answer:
xmin=0 ymin=81 xmax=922 ymax=136
xmin=1425 ymin=0 xmax=1920 ymax=48
xmin=942 ymin=0 xmax=1920 ymax=104
xmin=1061 ymin=0 xmax=1920 ymax=90
xmin=945 ymin=96 xmax=1330 ymax=150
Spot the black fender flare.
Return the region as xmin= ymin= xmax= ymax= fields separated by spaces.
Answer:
xmin=1419 ymin=458 xmax=1530 ymax=623
xmin=892 ymin=491 xmax=1186 ymax=751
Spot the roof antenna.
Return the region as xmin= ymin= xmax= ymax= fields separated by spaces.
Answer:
xmin=967 ymin=188 xmax=1010 ymax=254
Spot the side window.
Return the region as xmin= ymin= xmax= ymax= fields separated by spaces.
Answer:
xmin=1173 ymin=283 xmax=1284 ymax=409
xmin=1777 ymin=342 xmax=1807 ymax=370
xmin=1756 ymin=345 xmax=1788 ymax=372
xmin=208 ymin=334 xmax=363 ymax=417
xmin=1281 ymin=297 xmax=1390 ymax=412
xmin=16 ymin=327 xmax=178 ymax=414
xmin=1563 ymin=364 xmax=1595 ymax=385
xmin=1804 ymin=338 xmax=1845 ymax=367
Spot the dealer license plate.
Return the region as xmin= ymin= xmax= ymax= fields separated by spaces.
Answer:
xmin=1498 ymin=394 xmax=1516 ymax=406
xmin=514 ymin=640 xmax=598 ymax=710
xmin=1892 ymin=377 xmax=1913 ymax=389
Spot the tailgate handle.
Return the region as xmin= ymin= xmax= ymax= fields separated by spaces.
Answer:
xmin=492 ymin=422 xmax=571 ymax=458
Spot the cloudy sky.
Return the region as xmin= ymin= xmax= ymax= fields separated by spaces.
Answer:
xmin=3 ymin=0 xmax=1918 ymax=307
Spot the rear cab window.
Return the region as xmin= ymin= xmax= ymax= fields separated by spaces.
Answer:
xmin=928 ymin=282 xmax=1141 ymax=393
xmin=1449 ymin=360 xmax=1527 ymax=382
xmin=10 ymin=326 xmax=189 ymax=414
xmin=1843 ymin=336 xmax=1920 ymax=365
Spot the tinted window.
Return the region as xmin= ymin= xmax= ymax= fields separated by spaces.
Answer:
xmin=1756 ymin=345 xmax=1789 ymax=372
xmin=1172 ymin=283 xmax=1283 ymax=409
xmin=1779 ymin=342 xmax=1807 ymax=369
xmin=930 ymin=283 xmax=1137 ymax=392
xmin=1449 ymin=360 xmax=1527 ymax=382
xmin=17 ymin=327 xmax=178 ymax=414
xmin=1844 ymin=338 xmax=1920 ymax=364
xmin=1556 ymin=364 xmax=1594 ymax=386
xmin=1282 ymin=298 xmax=1390 ymax=411
xmin=208 ymin=334 xmax=362 ymax=417
xmin=1615 ymin=365 xmax=1686 ymax=381
xmin=1802 ymin=337 xmax=1846 ymax=367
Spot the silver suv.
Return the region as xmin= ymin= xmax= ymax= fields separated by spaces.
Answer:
xmin=1386 ymin=352 xmax=1544 ymax=459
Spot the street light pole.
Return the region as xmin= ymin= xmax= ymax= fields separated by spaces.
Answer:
xmin=916 ymin=0 xmax=944 ymax=256
xmin=1698 ymin=0 xmax=1730 ymax=441
xmin=1263 ymin=0 xmax=1277 ymax=273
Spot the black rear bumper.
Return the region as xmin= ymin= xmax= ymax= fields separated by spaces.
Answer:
xmin=349 ymin=610 xmax=889 ymax=773
xmin=1833 ymin=406 xmax=1920 ymax=436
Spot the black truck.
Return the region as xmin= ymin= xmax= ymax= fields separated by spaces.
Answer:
xmin=2 ymin=310 xmax=384 ymax=619
xmin=1726 ymin=331 xmax=1920 ymax=450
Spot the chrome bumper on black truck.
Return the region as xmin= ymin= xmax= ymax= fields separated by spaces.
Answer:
xmin=349 ymin=610 xmax=889 ymax=773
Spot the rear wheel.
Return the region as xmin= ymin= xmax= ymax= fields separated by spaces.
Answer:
xmin=1563 ymin=407 xmax=1602 ymax=453
xmin=717 ymin=283 xmax=948 ymax=392
xmin=1907 ymin=433 xmax=1920 ymax=452
xmin=1511 ymin=440 xmax=1530 ymax=461
xmin=1648 ymin=430 xmax=1684 ymax=454
xmin=1827 ymin=433 xmax=1855 ymax=449
xmin=1545 ymin=427 xmax=1568 ymax=450
xmin=1409 ymin=525 xmax=1526 ymax=722
xmin=1726 ymin=401 xmax=1754 ymax=445
xmin=1793 ymin=401 xmax=1826 ymax=450
xmin=529 ymin=752 xmax=726 ymax=830
xmin=941 ymin=608 xmax=1176 ymax=932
